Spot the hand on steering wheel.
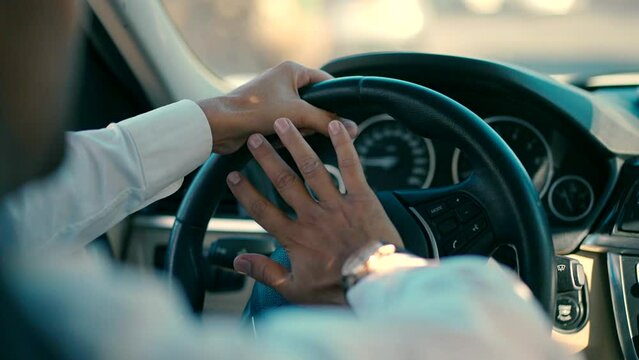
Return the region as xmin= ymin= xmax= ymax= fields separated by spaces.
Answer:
xmin=227 ymin=118 xmax=402 ymax=305
xmin=167 ymin=76 xmax=554 ymax=316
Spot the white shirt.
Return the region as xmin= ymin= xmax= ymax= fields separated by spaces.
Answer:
xmin=1 ymin=100 xmax=576 ymax=359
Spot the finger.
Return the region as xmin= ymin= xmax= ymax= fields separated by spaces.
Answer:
xmin=274 ymin=118 xmax=340 ymax=202
xmin=289 ymin=61 xmax=333 ymax=87
xmin=226 ymin=171 xmax=292 ymax=236
xmin=298 ymin=122 xmax=357 ymax=138
xmin=342 ymin=119 xmax=359 ymax=138
xmin=282 ymin=62 xmax=358 ymax=140
xmin=328 ymin=120 xmax=369 ymax=194
xmin=234 ymin=253 xmax=291 ymax=295
xmin=246 ymin=133 xmax=316 ymax=211
xmin=290 ymin=105 xmax=358 ymax=140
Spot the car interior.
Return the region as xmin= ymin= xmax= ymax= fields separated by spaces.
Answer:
xmin=73 ymin=1 xmax=639 ymax=359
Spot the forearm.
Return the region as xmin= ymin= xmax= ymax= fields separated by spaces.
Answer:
xmin=5 ymin=253 xmax=577 ymax=360
xmin=253 ymin=257 xmax=577 ymax=359
xmin=1 ymin=100 xmax=211 ymax=252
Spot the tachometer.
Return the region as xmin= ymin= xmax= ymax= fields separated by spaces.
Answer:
xmin=355 ymin=115 xmax=435 ymax=191
xmin=452 ymin=116 xmax=554 ymax=197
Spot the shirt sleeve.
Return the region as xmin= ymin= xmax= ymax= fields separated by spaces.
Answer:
xmin=5 ymin=253 xmax=579 ymax=360
xmin=259 ymin=256 xmax=578 ymax=360
xmin=1 ymin=100 xmax=212 ymax=252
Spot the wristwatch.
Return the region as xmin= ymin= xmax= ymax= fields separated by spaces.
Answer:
xmin=341 ymin=241 xmax=399 ymax=291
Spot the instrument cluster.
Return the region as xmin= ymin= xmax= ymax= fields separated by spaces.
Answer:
xmin=321 ymin=113 xmax=598 ymax=224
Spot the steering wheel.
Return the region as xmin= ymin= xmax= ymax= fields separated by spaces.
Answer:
xmin=166 ymin=76 xmax=556 ymax=317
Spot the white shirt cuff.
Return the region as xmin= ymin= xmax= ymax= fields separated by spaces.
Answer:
xmin=116 ymin=99 xmax=212 ymax=200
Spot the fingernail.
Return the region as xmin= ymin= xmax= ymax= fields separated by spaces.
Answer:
xmin=275 ymin=118 xmax=290 ymax=133
xmin=248 ymin=134 xmax=263 ymax=148
xmin=234 ymin=257 xmax=251 ymax=275
xmin=329 ymin=120 xmax=342 ymax=135
xmin=343 ymin=120 xmax=359 ymax=137
xmin=227 ymin=171 xmax=241 ymax=185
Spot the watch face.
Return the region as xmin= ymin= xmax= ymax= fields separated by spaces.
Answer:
xmin=341 ymin=242 xmax=397 ymax=290
xmin=341 ymin=241 xmax=385 ymax=276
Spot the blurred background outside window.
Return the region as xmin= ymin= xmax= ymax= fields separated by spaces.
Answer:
xmin=162 ymin=0 xmax=639 ymax=86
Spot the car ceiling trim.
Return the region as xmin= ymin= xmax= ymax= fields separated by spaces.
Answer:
xmin=134 ymin=215 xmax=266 ymax=234
xmin=87 ymin=0 xmax=229 ymax=105
xmin=87 ymin=0 xmax=170 ymax=106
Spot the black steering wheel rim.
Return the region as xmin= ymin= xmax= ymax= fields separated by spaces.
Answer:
xmin=166 ymin=76 xmax=556 ymax=316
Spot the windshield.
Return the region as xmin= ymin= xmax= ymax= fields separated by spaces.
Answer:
xmin=162 ymin=0 xmax=639 ymax=84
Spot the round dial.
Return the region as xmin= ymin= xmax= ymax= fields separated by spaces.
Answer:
xmin=452 ymin=116 xmax=554 ymax=197
xmin=355 ymin=115 xmax=435 ymax=191
xmin=548 ymin=175 xmax=594 ymax=222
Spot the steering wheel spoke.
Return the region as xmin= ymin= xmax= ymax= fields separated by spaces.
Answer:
xmin=385 ymin=180 xmax=495 ymax=259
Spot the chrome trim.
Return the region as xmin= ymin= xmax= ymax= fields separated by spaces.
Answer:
xmin=581 ymin=234 xmax=639 ymax=254
xmin=607 ymin=253 xmax=639 ymax=360
xmin=408 ymin=207 xmax=440 ymax=259
xmin=134 ymin=215 xmax=266 ymax=233
xmin=587 ymin=73 xmax=639 ymax=88
xmin=451 ymin=115 xmax=554 ymax=198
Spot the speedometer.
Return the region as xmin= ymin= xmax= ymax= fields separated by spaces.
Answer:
xmin=452 ymin=116 xmax=554 ymax=197
xmin=355 ymin=115 xmax=436 ymax=191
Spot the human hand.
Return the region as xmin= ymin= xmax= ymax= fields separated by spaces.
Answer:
xmin=198 ymin=61 xmax=358 ymax=154
xmin=226 ymin=117 xmax=402 ymax=305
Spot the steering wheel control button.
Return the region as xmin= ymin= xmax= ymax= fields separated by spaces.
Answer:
xmin=443 ymin=235 xmax=468 ymax=255
xmin=446 ymin=195 xmax=470 ymax=209
xmin=456 ymin=202 xmax=480 ymax=222
xmin=416 ymin=194 xmax=492 ymax=256
xmin=555 ymin=296 xmax=582 ymax=331
xmin=437 ymin=218 xmax=459 ymax=235
xmin=424 ymin=201 xmax=449 ymax=218
xmin=464 ymin=217 xmax=486 ymax=239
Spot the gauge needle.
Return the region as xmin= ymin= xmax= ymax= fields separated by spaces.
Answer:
xmin=360 ymin=156 xmax=400 ymax=170
xmin=558 ymin=188 xmax=575 ymax=212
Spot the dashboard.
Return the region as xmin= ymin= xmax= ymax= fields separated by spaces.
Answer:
xmin=343 ymin=112 xmax=600 ymax=224
xmin=129 ymin=50 xmax=638 ymax=358
xmin=298 ymin=91 xmax=611 ymax=239
xmin=248 ymin=53 xmax=619 ymax=256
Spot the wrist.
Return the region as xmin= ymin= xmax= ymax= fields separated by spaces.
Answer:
xmin=197 ymin=95 xmax=255 ymax=154
xmin=341 ymin=242 xmax=430 ymax=291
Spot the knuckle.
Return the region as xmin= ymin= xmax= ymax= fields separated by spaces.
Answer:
xmin=249 ymin=199 xmax=268 ymax=218
xmin=299 ymin=156 xmax=321 ymax=176
xmin=339 ymin=155 xmax=359 ymax=169
xmin=278 ymin=60 xmax=298 ymax=72
xmin=274 ymin=171 xmax=297 ymax=190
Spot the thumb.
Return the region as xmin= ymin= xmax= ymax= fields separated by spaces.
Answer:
xmin=234 ymin=253 xmax=291 ymax=292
